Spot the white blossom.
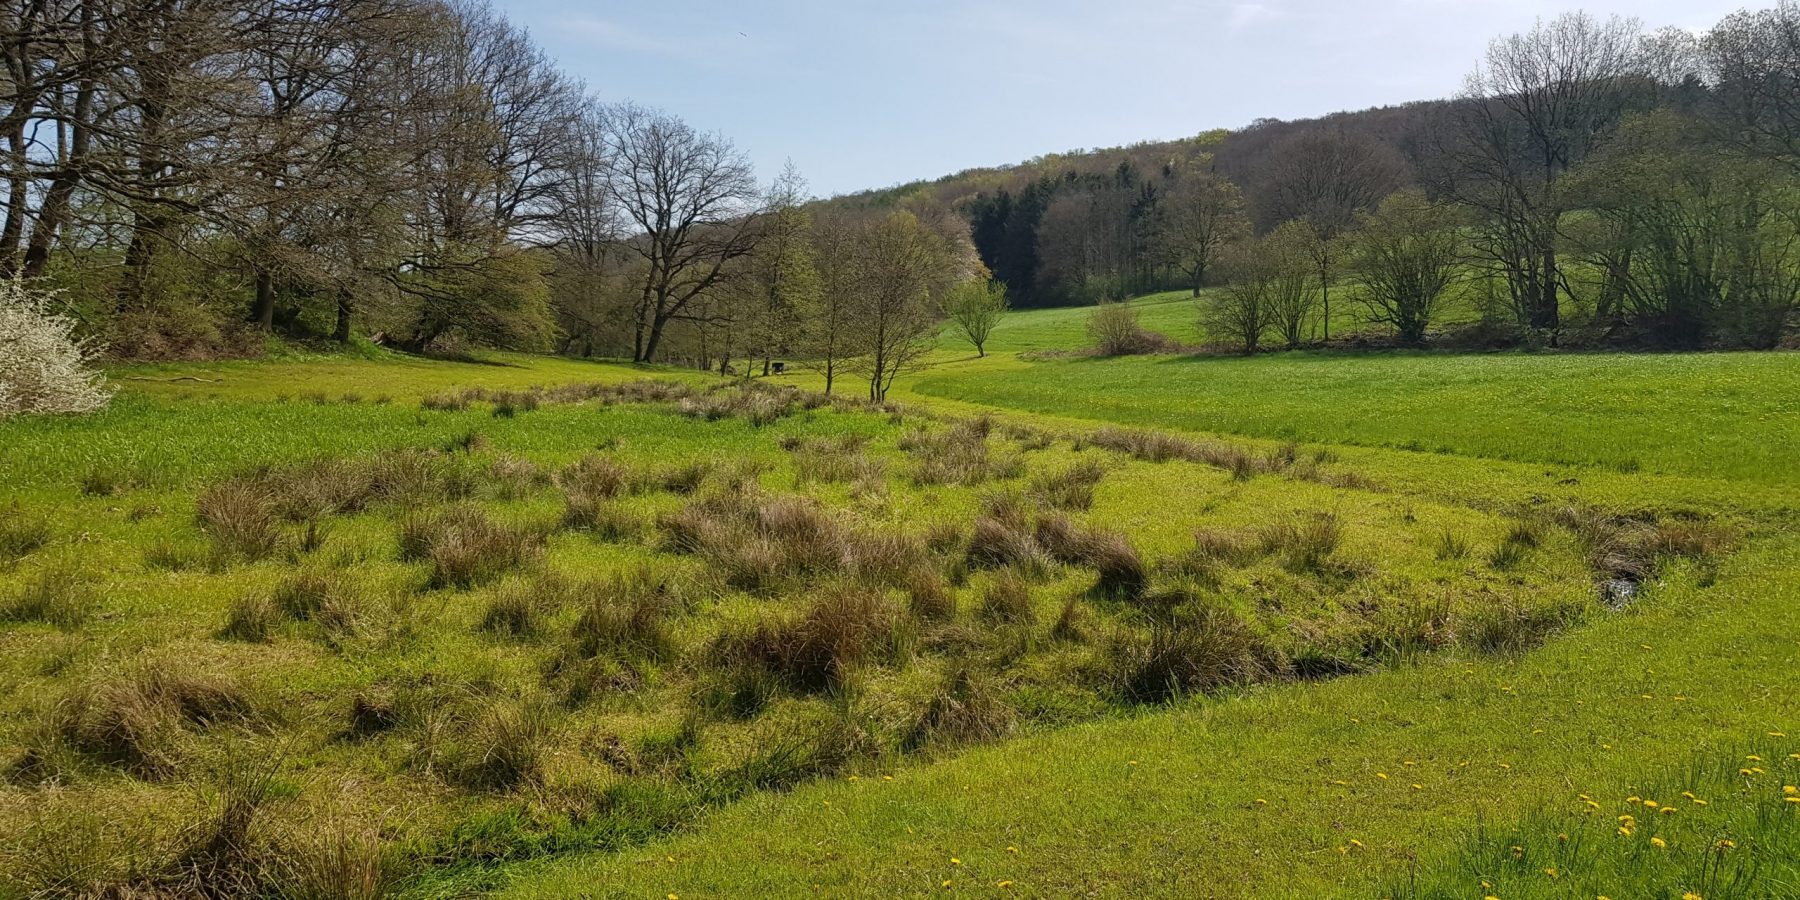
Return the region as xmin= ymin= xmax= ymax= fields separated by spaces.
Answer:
xmin=0 ymin=277 xmax=112 ymax=417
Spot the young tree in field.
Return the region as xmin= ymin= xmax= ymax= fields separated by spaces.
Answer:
xmin=944 ymin=278 xmax=1008 ymax=356
xmin=1260 ymin=223 xmax=1320 ymax=349
xmin=605 ymin=102 xmax=763 ymax=363
xmin=848 ymin=210 xmax=956 ymax=402
xmin=1156 ymin=170 xmax=1250 ymax=296
xmin=1350 ymin=189 xmax=1464 ymax=345
xmin=746 ymin=163 xmax=820 ymax=375
xmin=804 ymin=209 xmax=859 ymax=395
xmin=1207 ymin=245 xmax=1281 ymax=354
xmin=1256 ymin=129 xmax=1406 ymax=339
xmin=1446 ymin=12 xmax=1649 ymax=334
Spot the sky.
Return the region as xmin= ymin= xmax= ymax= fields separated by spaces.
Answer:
xmin=498 ymin=0 xmax=1750 ymax=199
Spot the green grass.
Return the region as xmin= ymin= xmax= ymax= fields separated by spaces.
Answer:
xmin=910 ymin=350 xmax=1800 ymax=484
xmin=4 ymin=344 xmax=1797 ymax=899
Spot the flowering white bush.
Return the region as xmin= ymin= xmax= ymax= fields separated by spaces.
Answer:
xmin=0 ymin=276 xmax=111 ymax=417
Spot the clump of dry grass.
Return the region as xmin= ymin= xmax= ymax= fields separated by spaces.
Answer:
xmin=1256 ymin=512 xmax=1342 ymax=572
xmin=904 ymin=665 xmax=1015 ymax=751
xmin=480 ymin=571 xmax=573 ymax=638
xmin=901 ymin=419 xmax=1023 ymax=487
xmin=486 ymin=454 xmax=543 ymax=500
xmin=219 ymin=594 xmax=280 ymax=642
xmin=966 ymin=494 xmax=1044 ymax=572
xmin=197 ymin=481 xmax=282 ymax=563
xmin=1084 ymin=427 xmax=1289 ymax=480
xmin=906 ymin=567 xmax=957 ymax=622
xmin=1548 ymin=505 xmax=1731 ymax=589
xmin=1028 ymin=458 xmax=1109 ymax=510
xmin=979 ymin=569 xmax=1036 ymax=625
xmin=568 ymin=567 xmax=683 ymax=662
xmin=1099 ymin=605 xmax=1271 ymax=703
xmin=715 ymin=586 xmax=898 ymax=692
xmin=399 ymin=505 xmax=542 ymax=588
xmin=448 ymin=699 xmax=551 ymax=790
xmin=1032 ymin=512 xmax=1147 ymax=599
xmin=32 ymin=666 xmax=261 ymax=777
xmin=0 ymin=565 xmax=96 ymax=629
xmin=0 ymin=502 xmax=52 ymax=564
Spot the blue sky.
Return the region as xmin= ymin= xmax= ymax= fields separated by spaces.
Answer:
xmin=499 ymin=0 xmax=1749 ymax=198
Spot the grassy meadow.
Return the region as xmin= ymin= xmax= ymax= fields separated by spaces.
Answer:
xmin=3 ymin=324 xmax=1797 ymax=899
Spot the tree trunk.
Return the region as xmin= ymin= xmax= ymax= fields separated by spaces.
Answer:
xmin=0 ymin=126 xmax=28 ymax=276
xmin=252 ymin=269 xmax=277 ymax=330
xmin=334 ymin=287 xmax=354 ymax=342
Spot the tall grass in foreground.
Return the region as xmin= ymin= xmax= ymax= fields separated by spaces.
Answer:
xmin=1391 ymin=739 xmax=1800 ymax=900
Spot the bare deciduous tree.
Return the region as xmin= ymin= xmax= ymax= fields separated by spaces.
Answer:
xmin=605 ymin=102 xmax=762 ymax=363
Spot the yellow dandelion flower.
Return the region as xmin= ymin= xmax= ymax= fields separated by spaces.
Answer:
xmin=1784 ymin=785 xmax=1798 ymax=796
xmin=1618 ymin=826 xmax=1634 ymax=836
xmin=997 ymin=881 xmax=1013 ymax=889
xmin=1717 ymin=839 xmax=1737 ymax=850
xmin=1771 ymin=731 xmax=1787 ymax=737
xmin=1255 ymin=798 xmax=1268 ymax=805
xmin=1510 ymin=845 xmax=1524 ymax=858
xmin=1618 ymin=814 xmax=1636 ymax=823
xmin=668 ymin=894 xmax=679 ymax=900
xmin=1377 ymin=772 xmax=1389 ymax=779
xmin=1626 ymin=796 xmax=1642 ymax=804
xmin=1350 ymin=839 xmax=1365 ymax=848
xmin=1558 ymin=832 xmax=1569 ymax=842
xmin=1645 ymin=799 xmax=1660 ymax=809
xmin=1652 ymin=837 xmax=1668 ymax=849
xmin=942 ymin=879 xmax=952 ymax=888
xmin=1748 ymin=755 xmax=1764 ymax=762
xmin=884 ymin=775 xmax=894 ymax=781
xmin=1785 ymin=797 xmax=1800 ymax=804
xmin=950 ymin=857 xmax=961 ymax=865
xmin=1585 ymin=800 xmax=1602 ymax=809
xmin=1411 ymin=783 xmax=1423 ymax=791
xmin=1683 ymin=892 xmax=1704 ymax=900
xmin=1006 ymin=846 xmax=1018 ymax=854
xmin=1499 ymin=763 xmax=1512 ymax=770
xmin=1693 ymin=799 xmax=1709 ymax=806
xmin=1545 ymin=867 xmax=1559 ymax=878
xmin=1661 ymin=806 xmax=1677 ymax=815
xmin=1739 ymin=768 xmax=1755 ymax=776
xmin=1682 ymin=791 xmax=1697 ymax=799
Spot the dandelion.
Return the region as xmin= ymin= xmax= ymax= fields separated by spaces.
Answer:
xmin=1255 ymin=798 xmax=1268 ymax=805
xmin=1682 ymin=791 xmax=1697 ymax=799
xmin=1784 ymin=785 xmax=1798 ymax=796
xmin=1006 ymin=846 xmax=1018 ymax=854
xmin=1626 ymin=796 xmax=1642 ymax=804
xmin=942 ymin=879 xmax=952 ymax=888
xmin=1557 ymin=833 xmax=1569 ymax=842
xmin=1748 ymin=755 xmax=1764 ymax=762
xmin=1377 ymin=772 xmax=1389 ymax=779
xmin=1545 ymin=867 xmax=1559 ymax=878
xmin=1661 ymin=806 xmax=1677 ymax=815
xmin=997 ymin=881 xmax=1013 ymax=889
xmin=1644 ymin=799 xmax=1659 ymax=809
xmin=1585 ymin=800 xmax=1601 ymax=809
xmin=1350 ymin=839 xmax=1365 ymax=848
xmin=1692 ymin=799 xmax=1709 ymax=806
xmin=1411 ymin=783 xmax=1423 ymax=791
xmin=1717 ymin=839 xmax=1736 ymax=850
xmin=1510 ymin=845 xmax=1524 ymax=858
xmin=950 ymin=858 xmax=961 ymax=865
xmin=1683 ymin=893 xmax=1704 ymax=900
xmin=1651 ymin=837 xmax=1668 ymax=849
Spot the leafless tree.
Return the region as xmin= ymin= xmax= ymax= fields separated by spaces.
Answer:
xmin=1155 ymin=170 xmax=1249 ymax=296
xmin=1703 ymin=1 xmax=1800 ymax=172
xmin=604 ymin=101 xmax=762 ymax=363
xmin=1256 ymin=128 xmax=1406 ymax=339
xmin=1444 ymin=12 xmax=1648 ymax=333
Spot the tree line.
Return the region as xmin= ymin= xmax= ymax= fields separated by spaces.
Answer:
xmin=919 ymin=5 xmax=1800 ymax=350
xmin=2 ymin=1 xmax=1795 ymax=370
xmin=0 ymin=0 xmax=990 ymax=390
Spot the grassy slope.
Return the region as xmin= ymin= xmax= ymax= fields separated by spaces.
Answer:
xmin=503 ymin=308 xmax=1800 ymax=898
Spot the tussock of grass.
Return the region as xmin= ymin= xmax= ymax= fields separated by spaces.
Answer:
xmin=904 ymin=665 xmax=1015 ymax=752
xmin=1028 ymin=458 xmax=1108 ymax=510
xmin=24 ymin=666 xmax=261 ymax=778
xmin=0 ymin=503 xmax=52 ymax=564
xmin=978 ymin=569 xmax=1036 ymax=625
xmin=0 ymin=565 xmax=96 ymax=629
xmin=399 ymin=506 xmax=542 ymax=589
xmin=715 ymin=586 xmax=898 ymax=693
xmin=197 ymin=480 xmax=282 ymax=563
xmin=1099 ymin=604 xmax=1271 ymax=704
